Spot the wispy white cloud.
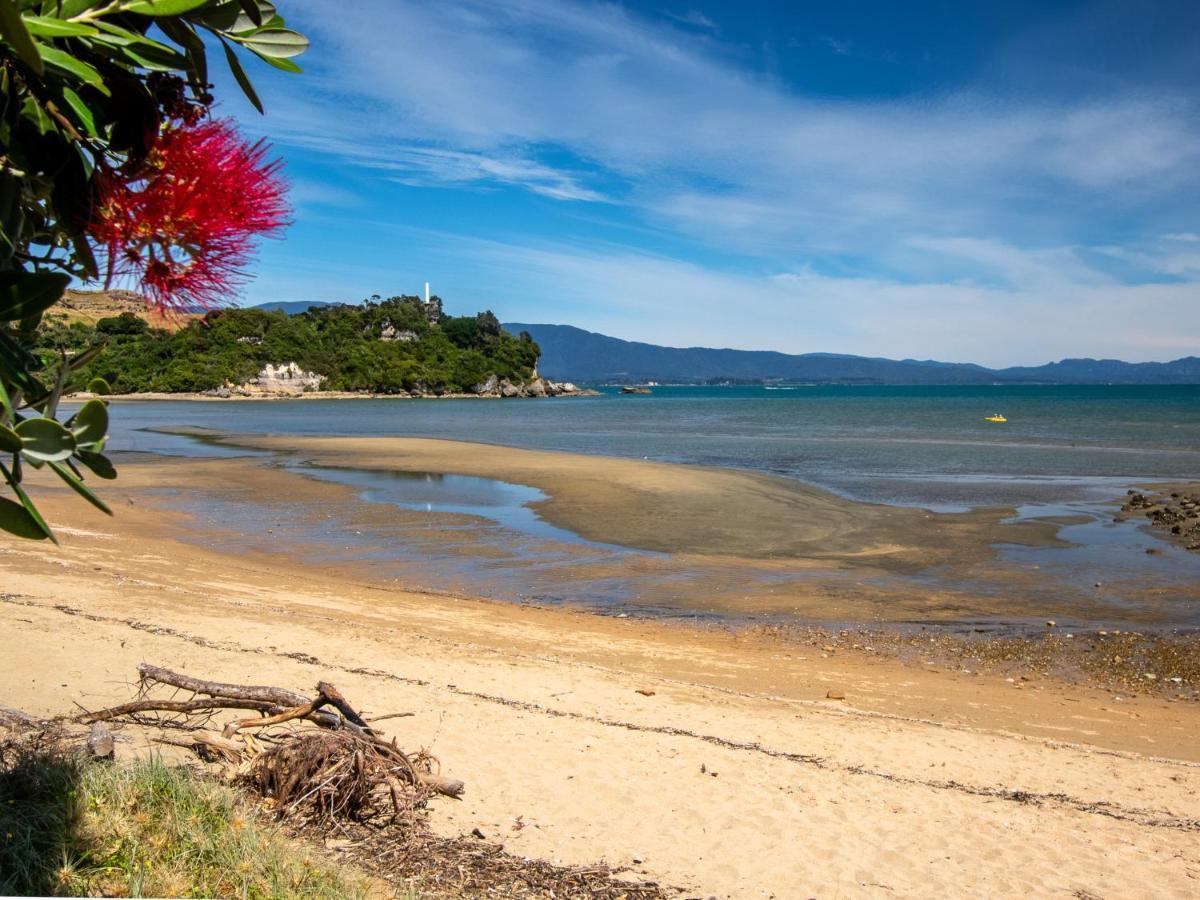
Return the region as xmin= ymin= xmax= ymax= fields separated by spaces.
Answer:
xmin=380 ymin=147 xmax=607 ymax=201
xmin=286 ymin=179 xmax=363 ymax=209
xmin=233 ymin=0 xmax=1200 ymax=360
xmin=906 ymin=237 xmax=1112 ymax=290
xmin=276 ymin=1 xmax=1199 ymax=248
xmin=819 ymin=35 xmax=854 ymax=56
xmin=1095 ymin=235 xmax=1200 ymax=279
xmin=238 ymin=97 xmax=607 ymax=202
xmin=664 ymin=9 xmax=717 ymax=32
xmin=242 ymin=212 xmax=1200 ymax=365
xmin=451 ymin=235 xmax=1200 ymax=365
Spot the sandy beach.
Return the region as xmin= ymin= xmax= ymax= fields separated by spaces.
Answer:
xmin=2 ymin=442 xmax=1199 ymax=897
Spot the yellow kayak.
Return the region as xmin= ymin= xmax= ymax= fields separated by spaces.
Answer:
xmin=984 ymin=414 xmax=1007 ymax=423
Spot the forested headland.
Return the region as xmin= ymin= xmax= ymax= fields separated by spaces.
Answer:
xmin=38 ymin=294 xmax=545 ymax=396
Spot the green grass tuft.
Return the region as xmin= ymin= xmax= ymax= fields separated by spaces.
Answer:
xmin=0 ymin=743 xmax=384 ymax=898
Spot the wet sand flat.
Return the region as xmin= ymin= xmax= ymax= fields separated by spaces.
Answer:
xmin=178 ymin=430 xmax=1062 ymax=564
xmin=145 ymin=431 xmax=1200 ymax=625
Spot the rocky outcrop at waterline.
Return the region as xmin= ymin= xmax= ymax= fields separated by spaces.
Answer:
xmin=193 ymin=366 xmax=596 ymax=399
xmin=1118 ymin=488 xmax=1200 ymax=552
xmin=471 ymin=374 xmax=593 ymax=398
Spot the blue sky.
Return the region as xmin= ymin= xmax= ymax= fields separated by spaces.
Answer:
xmin=212 ymin=0 xmax=1200 ymax=365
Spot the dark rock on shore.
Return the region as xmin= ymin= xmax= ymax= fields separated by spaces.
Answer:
xmin=1120 ymin=489 xmax=1200 ymax=552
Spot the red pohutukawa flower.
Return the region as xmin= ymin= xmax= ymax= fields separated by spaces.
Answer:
xmin=89 ymin=118 xmax=289 ymax=312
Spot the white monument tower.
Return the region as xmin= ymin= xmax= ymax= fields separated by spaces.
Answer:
xmin=424 ymin=281 xmax=430 ymax=303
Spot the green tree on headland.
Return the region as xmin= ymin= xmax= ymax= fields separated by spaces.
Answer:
xmin=0 ymin=0 xmax=309 ymax=541
xmin=38 ymin=295 xmax=541 ymax=394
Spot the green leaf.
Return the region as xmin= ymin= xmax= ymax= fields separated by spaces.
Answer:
xmin=156 ymin=15 xmax=207 ymax=84
xmin=16 ymin=416 xmax=76 ymax=462
xmin=0 ymin=496 xmax=50 ymax=540
xmin=193 ymin=0 xmax=274 ymax=32
xmin=155 ymin=15 xmax=204 ymax=50
xmin=193 ymin=0 xmax=241 ymax=30
xmin=55 ymin=1 xmax=103 ymax=17
xmin=0 ymin=377 xmax=13 ymax=419
xmin=20 ymin=94 xmax=55 ymax=135
xmin=92 ymin=18 xmax=180 ymax=50
xmin=236 ymin=0 xmax=264 ymax=27
xmin=0 ymin=0 xmax=43 ymax=75
xmin=60 ymin=86 xmax=98 ymax=137
xmin=48 ymin=143 xmax=93 ymax=242
xmin=23 ymin=16 xmax=100 ymax=38
xmin=0 ymin=328 xmax=41 ymax=370
xmin=121 ymin=0 xmax=211 ymax=15
xmin=69 ymin=399 xmax=108 ymax=444
xmin=87 ymin=377 xmax=112 ymax=396
xmin=246 ymin=45 xmax=300 ymax=73
xmin=0 ymin=270 xmax=69 ymax=321
xmin=0 ymin=460 xmax=56 ymax=542
xmin=0 ymin=424 xmax=20 ymax=453
xmin=37 ymin=43 xmax=107 ymax=90
xmin=90 ymin=34 xmax=190 ymax=71
xmin=76 ymin=448 xmax=117 ymax=480
xmin=236 ymin=25 xmax=307 ymax=58
xmin=0 ymin=330 xmax=48 ymax=397
xmin=220 ymin=37 xmax=263 ymax=113
xmin=226 ymin=2 xmax=276 ymax=34
xmin=50 ymin=460 xmax=112 ymax=515
xmin=70 ymin=231 xmax=100 ymax=280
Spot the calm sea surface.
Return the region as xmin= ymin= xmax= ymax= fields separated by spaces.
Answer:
xmin=109 ymin=385 xmax=1200 ymax=510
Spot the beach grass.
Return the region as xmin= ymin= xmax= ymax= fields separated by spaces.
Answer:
xmin=0 ymin=743 xmax=388 ymax=898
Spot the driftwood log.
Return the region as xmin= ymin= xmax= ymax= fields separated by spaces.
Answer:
xmin=136 ymin=663 xmax=346 ymax=731
xmin=136 ymin=663 xmax=311 ymax=706
xmin=76 ymin=664 xmax=465 ymax=802
xmin=79 ymin=697 xmax=280 ymax=722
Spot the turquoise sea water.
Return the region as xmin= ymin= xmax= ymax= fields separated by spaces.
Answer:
xmin=97 ymin=385 xmax=1200 ymax=625
xmin=109 ymin=385 xmax=1200 ymax=510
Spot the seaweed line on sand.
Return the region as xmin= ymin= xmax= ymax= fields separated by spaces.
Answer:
xmin=5 ymin=594 xmax=1199 ymax=835
xmin=5 ymin=592 xmax=1194 ymax=768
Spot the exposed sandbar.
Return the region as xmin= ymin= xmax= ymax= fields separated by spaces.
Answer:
xmin=173 ymin=430 xmax=1060 ymax=572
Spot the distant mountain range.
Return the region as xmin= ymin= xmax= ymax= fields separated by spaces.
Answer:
xmin=503 ymin=323 xmax=1200 ymax=385
xmin=249 ymin=300 xmax=336 ymax=314
xmin=244 ymin=305 xmax=1198 ymax=384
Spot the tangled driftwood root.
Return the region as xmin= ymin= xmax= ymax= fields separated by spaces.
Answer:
xmin=246 ymin=730 xmax=436 ymax=825
xmin=77 ymin=663 xmax=462 ymax=824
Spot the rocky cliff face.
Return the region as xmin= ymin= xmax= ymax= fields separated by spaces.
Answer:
xmin=49 ymin=289 xmax=198 ymax=332
xmin=213 ymin=362 xmax=324 ymax=396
